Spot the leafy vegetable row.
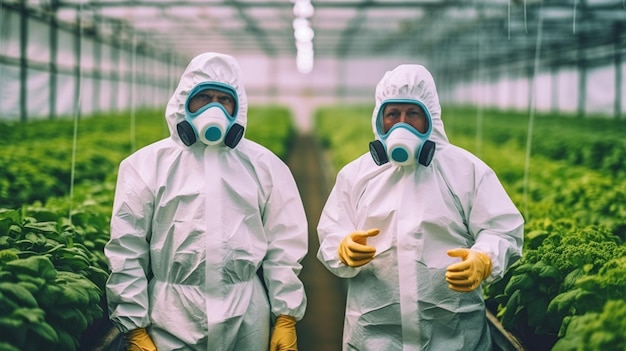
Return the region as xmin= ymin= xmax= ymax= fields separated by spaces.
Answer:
xmin=451 ymin=132 xmax=626 ymax=351
xmin=0 ymin=201 xmax=110 ymax=351
xmin=0 ymin=107 xmax=296 ymax=209
xmin=444 ymin=106 xmax=626 ymax=179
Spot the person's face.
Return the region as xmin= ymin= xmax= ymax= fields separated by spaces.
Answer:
xmin=382 ymin=103 xmax=428 ymax=134
xmin=188 ymin=89 xmax=235 ymax=115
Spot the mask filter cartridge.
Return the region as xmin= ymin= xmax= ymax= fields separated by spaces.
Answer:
xmin=193 ymin=106 xmax=230 ymax=146
xmin=385 ymin=127 xmax=420 ymax=166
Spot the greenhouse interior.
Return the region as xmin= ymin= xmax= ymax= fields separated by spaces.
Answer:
xmin=1 ymin=0 xmax=625 ymax=350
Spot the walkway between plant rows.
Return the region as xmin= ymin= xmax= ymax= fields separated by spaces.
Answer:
xmin=287 ymin=133 xmax=345 ymax=351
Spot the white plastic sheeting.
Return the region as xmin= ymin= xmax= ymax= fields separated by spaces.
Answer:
xmin=1 ymin=1 xmax=624 ymax=125
xmin=0 ymin=6 xmax=176 ymax=121
xmin=449 ymin=63 xmax=625 ymax=117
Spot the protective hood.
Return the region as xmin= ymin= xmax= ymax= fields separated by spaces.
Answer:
xmin=371 ymin=64 xmax=448 ymax=145
xmin=165 ymin=52 xmax=248 ymax=146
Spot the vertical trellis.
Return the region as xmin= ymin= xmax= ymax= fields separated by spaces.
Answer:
xmin=475 ymin=11 xmax=484 ymax=159
xmin=130 ymin=29 xmax=137 ymax=152
xmin=49 ymin=3 xmax=58 ymax=120
xmin=69 ymin=3 xmax=84 ymax=224
xmin=93 ymin=13 xmax=102 ymax=114
xmin=522 ymin=3 xmax=544 ymax=219
xmin=19 ymin=0 xmax=27 ymax=122
xmin=614 ymin=23 xmax=623 ymax=120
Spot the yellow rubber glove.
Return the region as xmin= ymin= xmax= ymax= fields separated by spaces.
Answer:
xmin=125 ymin=328 xmax=157 ymax=351
xmin=270 ymin=315 xmax=298 ymax=351
xmin=445 ymin=248 xmax=492 ymax=292
xmin=338 ymin=229 xmax=380 ymax=267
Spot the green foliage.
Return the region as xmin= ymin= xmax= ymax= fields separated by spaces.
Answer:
xmin=0 ymin=191 xmax=115 ymax=350
xmin=0 ymin=254 xmax=101 ymax=351
xmin=552 ymin=299 xmax=626 ymax=351
xmin=313 ymin=105 xmax=374 ymax=171
xmin=246 ymin=105 xmax=298 ymax=160
xmin=0 ymin=109 xmax=166 ymax=209
xmin=485 ymin=222 xmax=625 ymax=344
xmin=0 ymin=107 xmax=297 ymax=209
xmin=444 ymin=106 xmax=626 ymax=178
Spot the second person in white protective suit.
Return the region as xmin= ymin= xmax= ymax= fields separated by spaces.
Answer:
xmin=105 ymin=52 xmax=308 ymax=351
xmin=316 ymin=64 xmax=524 ymax=351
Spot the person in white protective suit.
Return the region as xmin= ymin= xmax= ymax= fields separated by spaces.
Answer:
xmin=316 ymin=64 xmax=524 ymax=351
xmin=105 ymin=52 xmax=308 ymax=351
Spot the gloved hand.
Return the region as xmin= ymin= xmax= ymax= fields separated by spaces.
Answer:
xmin=338 ymin=229 xmax=380 ymax=267
xmin=125 ymin=327 xmax=157 ymax=351
xmin=445 ymin=248 xmax=492 ymax=292
xmin=270 ymin=315 xmax=298 ymax=351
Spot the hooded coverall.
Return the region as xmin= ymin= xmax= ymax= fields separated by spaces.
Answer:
xmin=105 ymin=52 xmax=308 ymax=351
xmin=317 ymin=64 xmax=524 ymax=351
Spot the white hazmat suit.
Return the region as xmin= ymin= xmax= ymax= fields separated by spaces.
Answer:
xmin=105 ymin=52 xmax=308 ymax=351
xmin=317 ymin=64 xmax=524 ymax=351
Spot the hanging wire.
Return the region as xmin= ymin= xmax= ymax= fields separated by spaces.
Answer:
xmin=522 ymin=3 xmax=544 ymax=218
xmin=0 ymin=0 xmax=3 ymax=47
xmin=165 ymin=54 xmax=173 ymax=136
xmin=573 ymin=0 xmax=577 ymax=34
xmin=0 ymin=0 xmax=4 ymax=107
xmin=475 ymin=22 xmax=484 ymax=157
xmin=130 ymin=30 xmax=137 ymax=152
xmin=508 ymin=0 xmax=511 ymax=40
xmin=68 ymin=3 xmax=84 ymax=224
xmin=524 ymin=0 xmax=528 ymax=34
xmin=473 ymin=0 xmax=484 ymax=157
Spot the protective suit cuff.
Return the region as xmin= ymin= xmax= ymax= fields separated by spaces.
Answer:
xmin=478 ymin=251 xmax=501 ymax=283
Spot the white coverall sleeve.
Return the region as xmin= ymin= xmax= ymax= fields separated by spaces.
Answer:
xmin=105 ymin=160 xmax=155 ymax=333
xmin=261 ymin=161 xmax=308 ymax=321
xmin=467 ymin=170 xmax=524 ymax=283
xmin=316 ymin=169 xmax=363 ymax=279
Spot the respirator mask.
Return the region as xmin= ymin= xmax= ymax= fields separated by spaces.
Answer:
xmin=369 ymin=99 xmax=436 ymax=167
xmin=176 ymin=82 xmax=244 ymax=148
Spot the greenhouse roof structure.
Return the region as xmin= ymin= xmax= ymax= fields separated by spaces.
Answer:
xmin=5 ymin=0 xmax=626 ymax=74
xmin=2 ymin=0 xmax=625 ymax=122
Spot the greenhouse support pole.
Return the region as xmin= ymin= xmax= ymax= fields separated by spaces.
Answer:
xmin=130 ymin=30 xmax=137 ymax=152
xmin=19 ymin=1 xmax=27 ymax=122
xmin=73 ymin=10 xmax=81 ymax=120
xmin=165 ymin=53 xmax=174 ymax=135
xmin=68 ymin=4 xmax=84 ymax=224
xmin=475 ymin=20 xmax=484 ymax=158
xmin=522 ymin=3 xmax=543 ymax=220
xmin=337 ymin=57 xmax=347 ymax=99
xmin=614 ymin=23 xmax=623 ymax=120
xmin=111 ymin=27 xmax=120 ymax=110
xmin=93 ymin=26 xmax=102 ymax=114
xmin=576 ymin=35 xmax=587 ymax=118
xmin=268 ymin=55 xmax=277 ymax=100
xmin=49 ymin=3 xmax=58 ymax=120
xmin=550 ymin=65 xmax=558 ymax=114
